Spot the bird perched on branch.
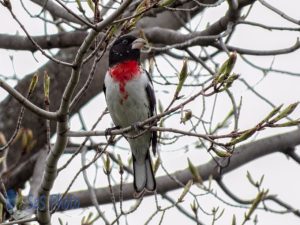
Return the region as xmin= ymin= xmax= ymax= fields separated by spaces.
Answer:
xmin=104 ymin=35 xmax=157 ymax=196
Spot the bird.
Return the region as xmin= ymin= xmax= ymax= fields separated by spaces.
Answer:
xmin=103 ymin=35 xmax=157 ymax=195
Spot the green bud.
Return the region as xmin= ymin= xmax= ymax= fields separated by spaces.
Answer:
xmin=26 ymin=140 xmax=36 ymax=153
xmin=246 ymin=171 xmax=259 ymax=187
xmin=254 ymin=215 xmax=258 ymax=224
xmin=125 ymin=1 xmax=147 ymax=30
xmin=86 ymin=212 xmax=93 ymax=223
xmin=153 ymin=157 xmax=161 ymax=175
xmin=117 ymin=154 xmax=124 ymax=175
xmin=190 ymin=200 xmax=197 ymax=214
xmin=259 ymin=174 xmax=264 ymax=186
xmin=231 ymin=215 xmax=236 ymax=225
xmin=270 ymin=102 xmax=299 ymax=124
xmin=214 ymin=108 xmax=234 ymax=132
xmin=58 ymin=217 xmax=64 ymax=225
xmin=228 ymin=128 xmax=256 ymax=146
xmin=178 ymin=179 xmax=193 ymax=202
xmin=28 ymin=73 xmax=38 ymax=95
xmin=187 ymin=158 xmax=202 ymax=184
xmin=16 ymin=189 xmax=23 ymax=210
xmin=158 ymin=100 xmax=164 ymax=114
xmin=81 ymin=216 xmax=85 ymax=225
xmin=158 ymin=0 xmax=176 ymax=7
xmin=246 ymin=190 xmax=268 ymax=221
xmin=214 ymin=149 xmax=232 ymax=157
xmin=175 ymin=59 xmax=188 ymax=98
xmin=109 ymin=25 xmax=118 ymax=37
xmin=260 ymin=104 xmax=283 ymax=125
xmin=128 ymin=157 xmax=133 ymax=166
xmin=75 ymin=0 xmax=84 ymax=12
xmin=26 ymin=129 xmax=33 ymax=142
xmin=103 ymin=154 xmax=111 ymax=175
xmin=44 ymin=71 xmax=50 ymax=102
xmin=86 ymin=0 xmax=95 ymax=12
xmin=0 ymin=132 xmax=7 ymax=145
xmin=225 ymin=73 xmax=239 ymax=88
xmin=181 ymin=110 xmax=192 ymax=124
xmin=0 ymin=157 xmax=5 ymax=165
xmin=274 ymin=120 xmax=300 ymax=127
xmin=21 ymin=129 xmax=28 ymax=149
xmin=215 ymin=52 xmax=237 ymax=84
xmin=208 ymin=174 xmax=213 ymax=191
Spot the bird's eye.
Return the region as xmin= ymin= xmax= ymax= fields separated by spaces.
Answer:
xmin=122 ymin=39 xmax=128 ymax=45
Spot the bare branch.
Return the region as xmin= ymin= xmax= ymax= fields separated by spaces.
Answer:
xmin=0 ymin=79 xmax=57 ymax=120
xmin=60 ymin=129 xmax=300 ymax=209
xmin=258 ymin=0 xmax=300 ymax=25
xmin=0 ymin=31 xmax=88 ymax=51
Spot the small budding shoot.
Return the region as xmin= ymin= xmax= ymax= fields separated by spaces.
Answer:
xmin=86 ymin=0 xmax=95 ymax=11
xmin=103 ymin=153 xmax=111 ymax=174
xmin=44 ymin=71 xmax=50 ymax=104
xmin=0 ymin=133 xmax=7 ymax=145
xmin=178 ymin=179 xmax=193 ymax=202
xmin=153 ymin=157 xmax=161 ymax=175
xmin=181 ymin=110 xmax=192 ymax=124
xmin=245 ymin=190 xmax=268 ymax=222
xmin=117 ymin=154 xmax=124 ymax=175
xmin=175 ymin=58 xmax=188 ymax=99
xmin=158 ymin=0 xmax=176 ymax=7
xmin=269 ymin=102 xmax=299 ymax=124
xmin=190 ymin=200 xmax=197 ymax=214
xmin=58 ymin=217 xmax=64 ymax=225
xmin=75 ymin=0 xmax=84 ymax=13
xmin=187 ymin=158 xmax=203 ymax=184
xmin=213 ymin=148 xmax=232 ymax=157
xmin=16 ymin=189 xmax=23 ymax=210
xmin=231 ymin=215 xmax=237 ymax=225
xmin=125 ymin=0 xmax=148 ymax=30
xmin=214 ymin=52 xmax=238 ymax=89
xmin=259 ymin=104 xmax=283 ymax=125
xmin=28 ymin=73 xmax=39 ymax=96
xmin=246 ymin=171 xmax=260 ymax=188
xmin=228 ymin=128 xmax=256 ymax=146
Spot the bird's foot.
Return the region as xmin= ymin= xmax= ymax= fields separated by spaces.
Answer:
xmin=105 ymin=125 xmax=120 ymax=137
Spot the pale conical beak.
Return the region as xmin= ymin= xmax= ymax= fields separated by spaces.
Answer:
xmin=131 ymin=38 xmax=147 ymax=50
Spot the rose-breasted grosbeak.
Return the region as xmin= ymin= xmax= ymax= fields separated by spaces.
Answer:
xmin=104 ymin=35 xmax=157 ymax=195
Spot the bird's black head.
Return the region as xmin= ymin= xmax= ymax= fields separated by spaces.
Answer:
xmin=109 ymin=35 xmax=146 ymax=67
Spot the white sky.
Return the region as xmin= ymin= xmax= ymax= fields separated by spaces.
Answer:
xmin=0 ymin=0 xmax=300 ymax=225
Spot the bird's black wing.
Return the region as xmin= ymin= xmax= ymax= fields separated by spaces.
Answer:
xmin=103 ymin=82 xmax=106 ymax=97
xmin=145 ymin=70 xmax=157 ymax=155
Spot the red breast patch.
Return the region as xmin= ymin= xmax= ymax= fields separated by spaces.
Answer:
xmin=109 ymin=60 xmax=141 ymax=103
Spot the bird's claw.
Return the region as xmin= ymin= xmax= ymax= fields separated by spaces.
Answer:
xmin=105 ymin=126 xmax=120 ymax=137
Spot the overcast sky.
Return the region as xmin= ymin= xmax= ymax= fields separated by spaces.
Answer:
xmin=0 ymin=0 xmax=300 ymax=224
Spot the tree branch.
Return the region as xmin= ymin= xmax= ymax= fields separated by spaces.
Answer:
xmin=30 ymin=0 xmax=87 ymax=25
xmin=0 ymin=31 xmax=88 ymax=51
xmin=59 ymin=129 xmax=300 ymax=209
xmin=36 ymin=0 xmax=133 ymax=223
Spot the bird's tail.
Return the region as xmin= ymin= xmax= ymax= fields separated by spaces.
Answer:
xmin=133 ymin=152 xmax=156 ymax=194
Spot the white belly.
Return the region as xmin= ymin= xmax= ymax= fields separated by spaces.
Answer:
xmin=104 ymin=73 xmax=152 ymax=158
xmin=104 ymin=73 xmax=151 ymax=129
